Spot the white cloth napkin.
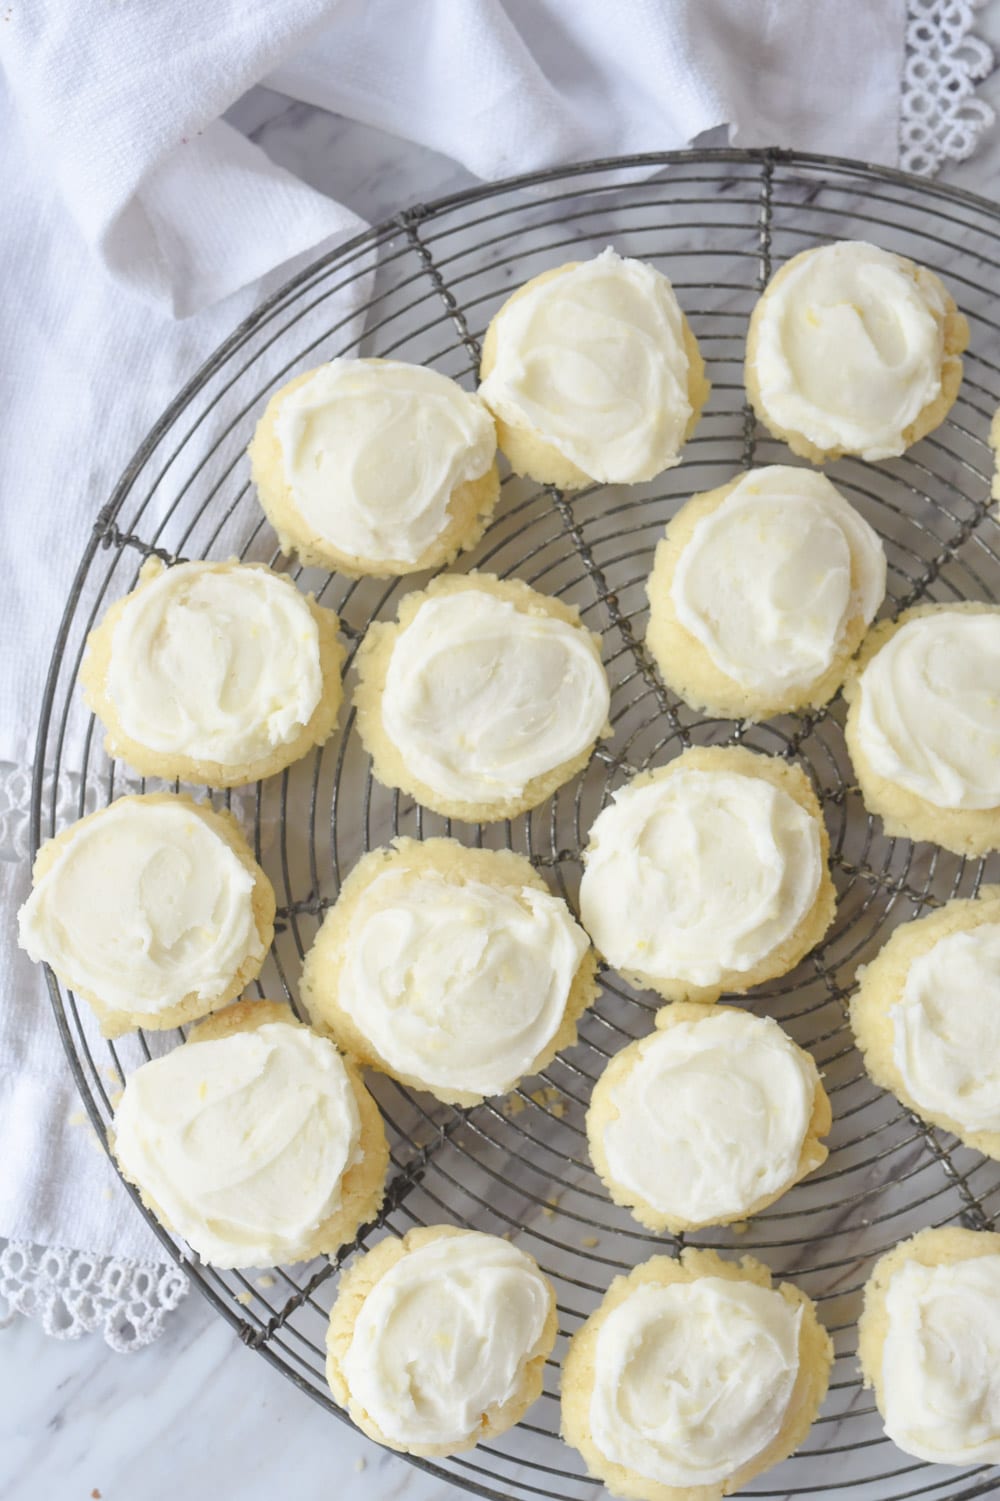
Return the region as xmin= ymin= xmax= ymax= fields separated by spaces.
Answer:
xmin=0 ymin=1 xmax=907 ymax=1288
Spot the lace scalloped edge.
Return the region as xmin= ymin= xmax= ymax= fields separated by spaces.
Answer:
xmin=0 ymin=1239 xmax=189 ymax=1352
xmin=902 ymin=0 xmax=996 ymax=175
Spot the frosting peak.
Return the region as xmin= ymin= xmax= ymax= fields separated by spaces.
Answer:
xmin=599 ymin=1010 xmax=819 ymax=1224
xmin=882 ymin=1255 xmax=1000 ymax=1463
xmin=670 ymin=467 xmax=885 ymax=694
xmin=340 ymin=867 xmax=589 ymax=1095
xmin=892 ymin=924 xmax=1000 ymax=1133
xmin=380 ymin=588 xmax=609 ymax=802
xmin=113 ymin=1022 xmax=362 ymax=1268
xmin=579 ymin=766 xmax=822 ymax=986
xmin=104 ymin=561 xmax=323 ymax=764
xmin=17 ymin=799 xmax=264 ymax=1015
xmin=274 ymin=360 xmax=495 ymax=564
xmin=479 ymin=248 xmax=694 ymax=483
xmin=589 ymin=1276 xmax=802 ymax=1486
xmin=752 ymin=240 xmax=947 ymax=459
xmin=342 ymin=1232 xmax=552 ymax=1447
xmin=854 ymin=609 xmax=1000 ymax=810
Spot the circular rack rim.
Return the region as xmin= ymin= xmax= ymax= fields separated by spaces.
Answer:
xmin=29 ymin=146 xmax=1000 ymax=1501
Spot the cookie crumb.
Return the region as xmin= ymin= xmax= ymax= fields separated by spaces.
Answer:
xmin=235 ymin=1290 xmax=253 ymax=1306
xmin=256 ymin=1274 xmax=275 ymax=1289
xmin=581 ymin=1235 xmax=599 ymax=1248
xmin=354 ymin=1458 xmax=366 ymax=1473
xmin=530 ymin=1085 xmax=566 ymax=1114
xmin=91 ymin=1490 xmax=102 ymax=1499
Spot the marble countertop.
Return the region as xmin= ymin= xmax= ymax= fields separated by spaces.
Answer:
xmin=6 ymin=15 xmax=1000 ymax=1500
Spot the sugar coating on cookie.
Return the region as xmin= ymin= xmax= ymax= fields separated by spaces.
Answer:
xmin=249 ymin=359 xmax=499 ymax=575
xmin=747 ymin=240 xmax=967 ymax=463
xmin=354 ymin=574 xmax=610 ymax=820
xmin=561 ymin=1249 xmax=833 ymax=1501
xmin=858 ymin=1226 xmax=1000 ymax=1465
xmin=327 ymin=1227 xmax=556 ymax=1455
xmin=302 ymin=838 xmax=597 ymax=1103
xmin=579 ymin=746 xmax=834 ymax=1002
xmin=587 ymin=1004 xmax=829 ymax=1231
xmin=647 ymin=466 xmax=885 ymax=718
xmin=844 ymin=603 xmax=1000 ymax=854
xmin=851 ymin=890 xmax=1000 ymax=1156
xmin=81 ymin=559 xmax=343 ymax=786
xmin=17 ymin=794 xmax=274 ymax=1037
xmin=479 ymin=248 xmax=709 ymax=487
xmin=113 ymin=1005 xmax=386 ymax=1268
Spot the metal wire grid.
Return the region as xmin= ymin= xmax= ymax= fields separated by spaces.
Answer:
xmin=29 ymin=148 xmax=1000 ymax=1499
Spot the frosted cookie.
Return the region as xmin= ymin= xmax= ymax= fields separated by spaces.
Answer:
xmin=579 ymin=745 xmax=835 ymax=1003
xmin=843 ymin=602 xmax=1000 ymax=855
xmin=80 ymin=559 xmax=344 ymax=787
xmin=354 ymin=573 xmax=611 ymax=821
xmin=248 ymin=358 xmax=499 ymax=576
xmin=17 ymin=794 xmax=274 ymax=1038
xmin=561 ymin=1248 xmax=833 ymax=1501
xmin=326 ymin=1226 xmax=557 ymax=1457
xmin=111 ymin=1000 xmax=388 ymax=1269
xmin=851 ymin=889 xmax=1000 ymax=1158
xmin=746 ymin=240 xmax=968 ymax=464
xmin=478 ymin=248 xmax=710 ymax=489
xmin=587 ymin=1003 xmax=830 ymax=1232
xmin=858 ymin=1226 xmax=1000 ymax=1465
xmin=646 ymin=466 xmax=886 ymax=719
xmin=302 ymin=838 xmax=598 ymax=1105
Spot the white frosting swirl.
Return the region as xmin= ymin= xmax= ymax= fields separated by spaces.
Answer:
xmin=881 ymin=1255 xmax=1000 ymax=1463
xmin=113 ymin=1021 xmax=361 ymax=1267
xmin=478 ymin=248 xmax=693 ymax=483
xmin=854 ymin=610 xmax=1000 ymax=810
xmin=671 ymin=467 xmax=885 ymax=694
xmin=753 ymin=241 xmax=946 ymax=459
xmin=380 ymin=590 xmax=609 ymax=802
xmin=892 ymin=924 xmax=1000 ymax=1133
xmin=341 ymin=868 xmax=589 ymax=1095
xmin=17 ymin=800 xmax=264 ymax=1014
xmin=274 ymin=360 xmax=496 ymax=564
xmin=342 ymin=1232 xmax=552 ymax=1447
xmin=580 ymin=768 xmax=822 ymax=986
xmin=590 ymin=1277 xmax=802 ymax=1486
xmin=600 ymin=1011 xmax=818 ymax=1223
xmin=104 ymin=562 xmax=323 ymax=764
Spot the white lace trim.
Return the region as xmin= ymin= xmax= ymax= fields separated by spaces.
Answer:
xmin=0 ymin=1239 xmax=189 ymax=1352
xmin=902 ymin=0 xmax=996 ymax=175
xmin=1 ymin=760 xmax=261 ymax=866
xmin=3 ymin=758 xmax=228 ymax=1351
xmin=0 ymin=762 xmax=90 ymax=865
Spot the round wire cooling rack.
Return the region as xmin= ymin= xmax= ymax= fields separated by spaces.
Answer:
xmin=30 ymin=148 xmax=1000 ymax=1500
